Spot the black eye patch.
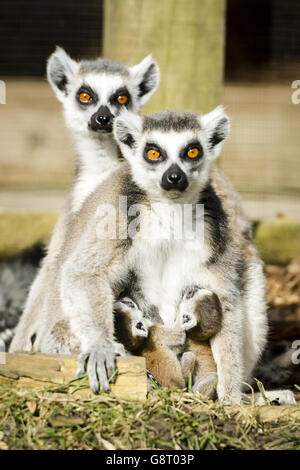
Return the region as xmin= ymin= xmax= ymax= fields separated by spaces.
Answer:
xmin=208 ymin=118 xmax=228 ymax=149
xmin=179 ymin=141 xmax=203 ymax=162
xmin=110 ymin=87 xmax=131 ymax=108
xmin=76 ymin=85 xmax=98 ymax=106
xmin=143 ymin=143 xmax=167 ymax=164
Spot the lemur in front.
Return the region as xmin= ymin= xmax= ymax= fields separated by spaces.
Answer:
xmin=10 ymin=47 xmax=160 ymax=352
xmin=11 ymin=107 xmax=268 ymax=403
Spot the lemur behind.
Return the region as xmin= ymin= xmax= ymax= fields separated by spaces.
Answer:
xmin=12 ymin=107 xmax=269 ymax=403
xmin=9 ymin=48 xmax=159 ymax=352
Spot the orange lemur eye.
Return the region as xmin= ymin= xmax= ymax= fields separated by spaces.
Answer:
xmin=187 ymin=148 xmax=199 ymax=159
xmin=147 ymin=149 xmax=160 ymax=160
xmin=117 ymin=95 xmax=128 ymax=105
xmin=79 ymin=92 xmax=91 ymax=103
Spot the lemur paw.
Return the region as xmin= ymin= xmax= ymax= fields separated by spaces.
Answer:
xmin=192 ymin=372 xmax=218 ymax=400
xmin=113 ymin=341 xmax=126 ymax=357
xmin=76 ymin=345 xmax=117 ymax=394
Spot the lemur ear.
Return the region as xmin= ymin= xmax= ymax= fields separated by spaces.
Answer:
xmin=113 ymin=109 xmax=142 ymax=153
xmin=47 ymin=47 xmax=79 ymax=102
xmin=130 ymin=55 xmax=160 ymax=106
xmin=200 ymin=106 xmax=230 ymax=159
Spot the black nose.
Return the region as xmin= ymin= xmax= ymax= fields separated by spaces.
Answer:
xmin=89 ymin=105 xmax=114 ymax=132
xmin=167 ymin=172 xmax=182 ymax=184
xmin=161 ymin=164 xmax=188 ymax=192
xmin=95 ymin=114 xmax=110 ymax=126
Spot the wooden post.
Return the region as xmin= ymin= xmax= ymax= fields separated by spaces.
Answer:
xmin=103 ymin=0 xmax=226 ymax=114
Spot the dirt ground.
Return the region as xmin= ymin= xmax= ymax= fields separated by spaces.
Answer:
xmin=0 ymin=382 xmax=299 ymax=450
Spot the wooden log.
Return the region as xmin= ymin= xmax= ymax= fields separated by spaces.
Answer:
xmin=103 ymin=0 xmax=225 ymax=115
xmin=255 ymin=217 xmax=300 ymax=265
xmin=0 ymin=352 xmax=147 ymax=402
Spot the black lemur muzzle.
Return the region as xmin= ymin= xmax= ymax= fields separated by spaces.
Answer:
xmin=161 ymin=164 xmax=189 ymax=192
xmin=89 ymin=105 xmax=114 ymax=132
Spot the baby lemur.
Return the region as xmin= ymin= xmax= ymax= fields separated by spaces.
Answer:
xmin=11 ymin=106 xmax=268 ymax=403
xmin=114 ymin=287 xmax=222 ymax=397
xmin=10 ymin=48 xmax=160 ymax=353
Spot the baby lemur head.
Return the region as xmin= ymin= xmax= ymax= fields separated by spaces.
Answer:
xmin=47 ymin=47 xmax=160 ymax=136
xmin=114 ymin=108 xmax=230 ymax=201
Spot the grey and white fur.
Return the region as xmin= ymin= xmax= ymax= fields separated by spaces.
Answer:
xmin=8 ymin=48 xmax=160 ymax=352
xmin=11 ymin=107 xmax=271 ymax=403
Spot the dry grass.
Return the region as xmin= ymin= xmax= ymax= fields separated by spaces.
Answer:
xmin=0 ymin=381 xmax=300 ymax=450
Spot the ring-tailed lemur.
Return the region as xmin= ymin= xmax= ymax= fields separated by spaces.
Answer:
xmin=7 ymin=48 xmax=160 ymax=351
xmin=11 ymin=106 xmax=272 ymax=403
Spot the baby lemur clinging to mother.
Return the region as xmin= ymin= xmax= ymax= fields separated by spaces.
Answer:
xmin=10 ymin=48 xmax=160 ymax=352
xmin=114 ymin=287 xmax=222 ymax=397
xmin=12 ymin=106 xmax=268 ymax=403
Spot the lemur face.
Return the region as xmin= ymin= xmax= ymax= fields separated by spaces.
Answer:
xmin=114 ymin=108 xmax=230 ymax=201
xmin=47 ymin=47 xmax=160 ymax=135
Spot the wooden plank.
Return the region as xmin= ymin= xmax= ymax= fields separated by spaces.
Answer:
xmin=221 ymin=84 xmax=300 ymax=197
xmin=0 ymin=352 xmax=147 ymax=402
xmin=191 ymin=404 xmax=300 ymax=423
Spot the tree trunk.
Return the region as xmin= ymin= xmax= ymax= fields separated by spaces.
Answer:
xmin=103 ymin=0 xmax=226 ymax=115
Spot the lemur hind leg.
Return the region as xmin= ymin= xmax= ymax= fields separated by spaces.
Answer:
xmin=178 ymin=287 xmax=222 ymax=398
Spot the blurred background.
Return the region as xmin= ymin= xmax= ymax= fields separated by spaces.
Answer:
xmin=0 ymin=0 xmax=300 ymax=386
xmin=0 ymin=0 xmax=300 ymax=221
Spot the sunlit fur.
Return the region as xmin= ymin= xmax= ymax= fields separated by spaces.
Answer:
xmin=11 ymin=107 xmax=269 ymax=403
xmin=10 ymin=49 xmax=160 ymax=356
xmin=47 ymin=47 xmax=160 ymax=211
